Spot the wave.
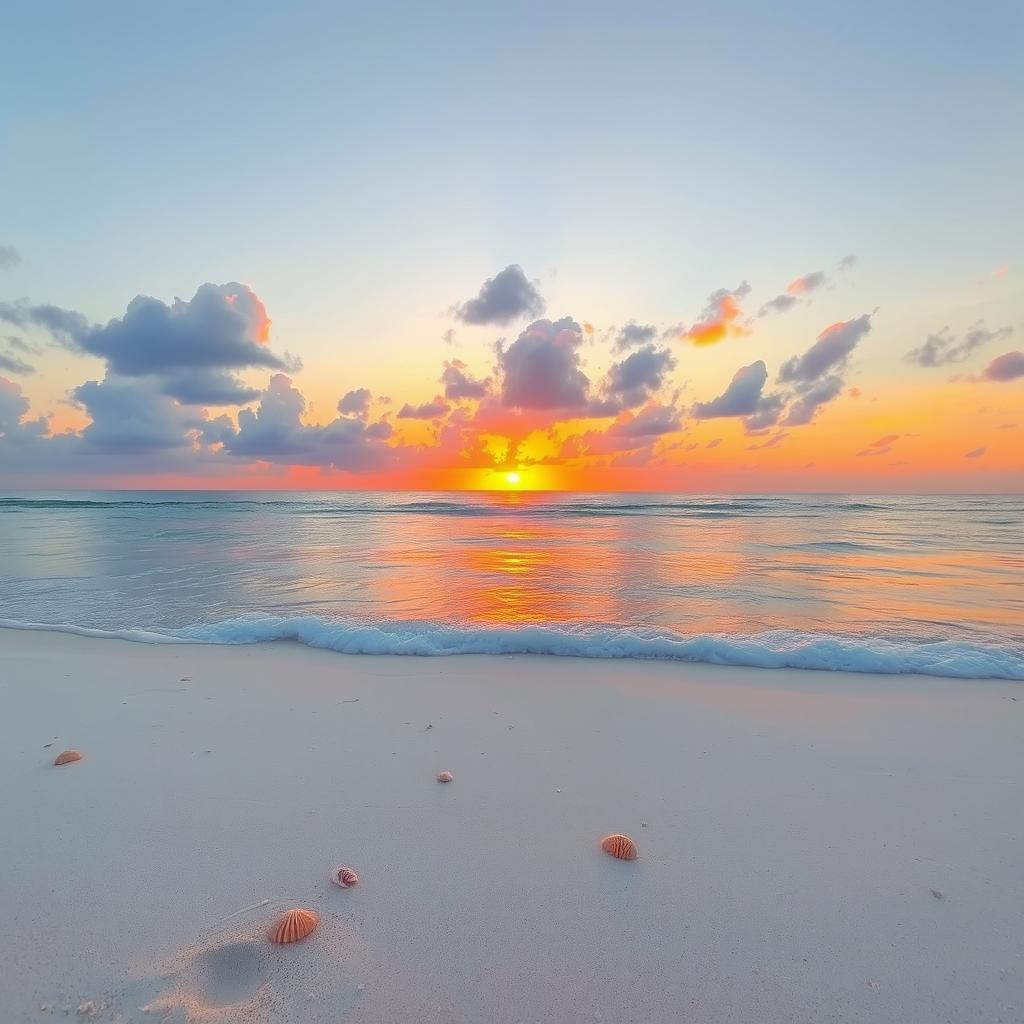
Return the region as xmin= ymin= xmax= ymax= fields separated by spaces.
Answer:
xmin=1 ymin=615 xmax=1021 ymax=680
xmin=0 ymin=495 xmax=888 ymax=520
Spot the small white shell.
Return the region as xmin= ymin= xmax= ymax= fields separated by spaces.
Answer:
xmin=332 ymin=866 xmax=359 ymax=888
xmin=436 ymin=770 xmax=454 ymax=783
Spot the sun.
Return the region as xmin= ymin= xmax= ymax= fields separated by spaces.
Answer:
xmin=504 ymin=471 xmax=521 ymax=486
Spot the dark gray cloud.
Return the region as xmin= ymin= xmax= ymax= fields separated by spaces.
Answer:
xmin=6 ymin=335 xmax=40 ymax=355
xmin=906 ymin=321 xmax=1013 ymax=367
xmin=1 ymin=283 xmax=287 ymax=408
xmin=73 ymin=375 xmax=204 ymax=453
xmin=81 ymin=283 xmax=282 ymax=376
xmin=499 ymin=317 xmax=590 ymax=410
xmin=602 ymin=345 xmax=676 ymax=410
xmin=692 ymin=360 xmax=772 ymax=418
xmin=613 ymin=322 xmax=657 ymax=351
xmin=0 ymin=376 xmax=31 ymax=435
xmin=742 ymin=394 xmax=785 ymax=431
xmin=781 ymin=375 xmax=844 ymax=426
xmin=982 ymin=351 xmax=1024 ymax=381
xmin=607 ymin=403 xmax=682 ymax=439
xmin=397 ymin=397 xmax=450 ymax=419
xmin=338 ymin=388 xmax=372 ymax=418
xmin=745 ymin=431 xmax=789 ymax=451
xmin=156 ymin=369 xmax=260 ymax=406
xmin=778 ymin=314 xmax=872 ymax=383
xmin=759 ymin=268 xmax=833 ymax=318
xmin=0 ymin=350 xmax=34 ymax=375
xmin=0 ymin=246 xmax=20 ymax=270
xmin=442 ymin=359 xmax=490 ymax=400
xmin=0 ymin=300 xmax=90 ymax=345
xmin=857 ymin=433 xmax=901 ymax=457
xmin=455 ymin=265 xmax=545 ymax=326
xmin=757 ymin=294 xmax=797 ymax=317
xmin=223 ymin=375 xmax=397 ymax=471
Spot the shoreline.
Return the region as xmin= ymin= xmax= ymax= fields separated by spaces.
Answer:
xmin=1 ymin=628 xmax=1021 ymax=1022
xmin=2 ymin=618 xmax=1021 ymax=681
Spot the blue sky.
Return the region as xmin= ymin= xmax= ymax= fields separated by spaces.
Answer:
xmin=0 ymin=1 xmax=1021 ymax=489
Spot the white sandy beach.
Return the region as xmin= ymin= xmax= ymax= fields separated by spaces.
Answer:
xmin=1 ymin=626 xmax=1021 ymax=1024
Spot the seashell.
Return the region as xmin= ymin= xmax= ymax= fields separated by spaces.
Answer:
xmin=269 ymin=908 xmax=319 ymax=945
xmin=436 ymin=770 xmax=454 ymax=783
xmin=600 ymin=834 xmax=638 ymax=861
xmin=332 ymin=866 xmax=359 ymax=888
xmin=54 ymin=750 xmax=83 ymax=766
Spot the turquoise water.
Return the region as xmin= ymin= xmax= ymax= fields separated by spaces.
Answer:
xmin=1 ymin=492 xmax=1022 ymax=678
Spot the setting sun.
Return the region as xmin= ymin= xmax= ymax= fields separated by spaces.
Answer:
xmin=505 ymin=471 xmax=521 ymax=486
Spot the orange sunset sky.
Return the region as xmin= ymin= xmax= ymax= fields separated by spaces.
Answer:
xmin=1 ymin=5 xmax=1021 ymax=492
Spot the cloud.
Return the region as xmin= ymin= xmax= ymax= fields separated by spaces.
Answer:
xmin=693 ymin=360 xmax=776 ymax=422
xmin=757 ymin=294 xmax=798 ymax=317
xmin=454 ymin=265 xmax=545 ymax=326
xmin=0 ymin=376 xmax=31 ymax=435
xmin=602 ymin=345 xmax=676 ymax=410
xmin=857 ymin=433 xmax=901 ymax=457
xmin=759 ymin=269 xmax=830 ymax=317
xmin=156 ymin=368 xmax=260 ymax=405
xmin=982 ymin=351 xmax=1024 ymax=381
xmin=745 ymin=431 xmax=788 ymax=451
xmin=838 ymin=255 xmax=857 ymax=271
xmin=223 ymin=374 xmax=397 ymax=471
xmin=705 ymin=437 xmax=722 ymax=449
xmin=606 ymin=403 xmax=682 ymax=440
xmin=678 ymin=282 xmax=750 ymax=345
xmin=787 ymin=270 xmax=827 ymax=295
xmin=499 ymin=317 xmax=590 ymax=410
xmin=781 ymin=374 xmax=844 ymax=426
xmin=964 ymin=447 xmax=986 ymax=459
xmin=0 ymin=300 xmax=91 ymax=345
xmin=613 ymin=322 xmax=658 ymax=351
xmin=442 ymin=359 xmax=490 ymax=400
xmin=79 ymin=283 xmax=280 ymax=378
xmin=73 ymin=375 xmax=204 ymax=453
xmin=0 ymin=246 xmax=19 ymax=270
xmin=397 ymin=397 xmax=450 ymax=419
xmin=906 ymin=321 xmax=1014 ymax=367
xmin=0 ymin=350 xmax=34 ymax=375
xmin=779 ymin=314 xmax=872 ymax=383
xmin=338 ymin=388 xmax=372 ymax=418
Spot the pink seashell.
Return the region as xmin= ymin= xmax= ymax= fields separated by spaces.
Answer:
xmin=436 ymin=770 xmax=454 ymax=783
xmin=601 ymin=833 xmax=638 ymax=861
xmin=332 ymin=866 xmax=359 ymax=888
xmin=54 ymin=750 xmax=83 ymax=766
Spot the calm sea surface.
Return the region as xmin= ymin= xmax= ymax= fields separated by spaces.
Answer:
xmin=1 ymin=492 xmax=1022 ymax=678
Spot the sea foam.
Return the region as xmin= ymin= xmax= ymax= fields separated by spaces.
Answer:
xmin=1 ymin=615 xmax=1021 ymax=680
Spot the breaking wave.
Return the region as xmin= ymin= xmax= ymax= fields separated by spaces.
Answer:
xmin=1 ymin=614 xmax=1021 ymax=680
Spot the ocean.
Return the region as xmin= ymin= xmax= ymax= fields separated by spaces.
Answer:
xmin=1 ymin=491 xmax=1022 ymax=679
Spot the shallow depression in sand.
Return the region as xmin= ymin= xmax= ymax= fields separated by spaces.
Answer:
xmin=192 ymin=940 xmax=266 ymax=1008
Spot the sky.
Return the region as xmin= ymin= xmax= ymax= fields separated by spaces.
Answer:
xmin=1 ymin=0 xmax=1022 ymax=492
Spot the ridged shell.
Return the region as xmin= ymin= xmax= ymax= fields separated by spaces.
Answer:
xmin=600 ymin=834 xmax=638 ymax=861
xmin=332 ymin=866 xmax=359 ymax=888
xmin=54 ymin=750 xmax=83 ymax=766
xmin=436 ymin=770 xmax=454 ymax=783
xmin=269 ymin=908 xmax=319 ymax=945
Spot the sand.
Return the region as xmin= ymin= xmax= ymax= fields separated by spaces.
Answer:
xmin=0 ymin=627 xmax=1021 ymax=1023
